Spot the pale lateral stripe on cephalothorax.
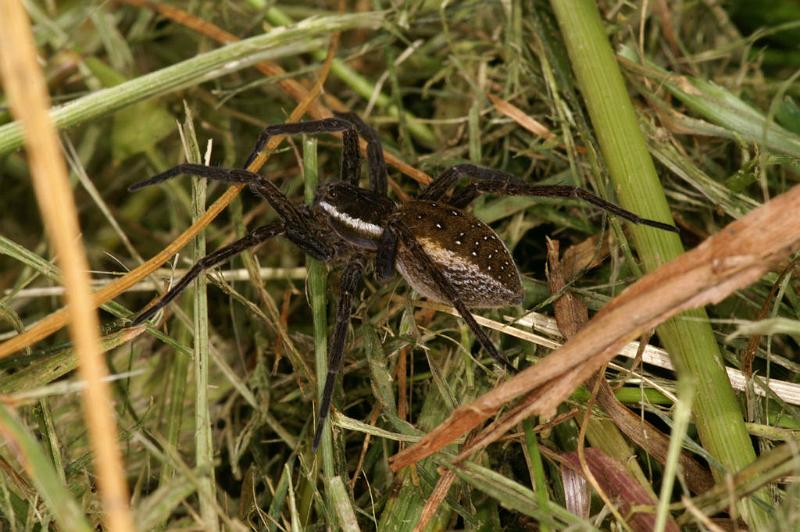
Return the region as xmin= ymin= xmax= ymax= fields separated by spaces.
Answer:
xmin=319 ymin=200 xmax=383 ymax=237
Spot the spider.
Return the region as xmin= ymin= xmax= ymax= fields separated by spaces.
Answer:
xmin=128 ymin=112 xmax=678 ymax=451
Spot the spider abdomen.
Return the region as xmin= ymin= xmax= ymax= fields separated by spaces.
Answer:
xmin=394 ymin=201 xmax=523 ymax=308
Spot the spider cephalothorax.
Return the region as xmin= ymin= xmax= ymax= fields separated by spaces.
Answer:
xmin=313 ymin=181 xmax=395 ymax=250
xmin=129 ymin=112 xmax=677 ymax=450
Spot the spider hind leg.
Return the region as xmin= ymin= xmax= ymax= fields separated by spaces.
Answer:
xmin=423 ymin=163 xmax=679 ymax=233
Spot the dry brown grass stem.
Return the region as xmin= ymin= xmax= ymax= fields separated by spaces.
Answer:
xmin=0 ymin=1 xmax=134 ymax=530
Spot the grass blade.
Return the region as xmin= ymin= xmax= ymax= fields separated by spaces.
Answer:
xmin=0 ymin=405 xmax=91 ymax=532
xmin=549 ymin=1 xmax=771 ymax=528
xmin=0 ymin=12 xmax=383 ymax=155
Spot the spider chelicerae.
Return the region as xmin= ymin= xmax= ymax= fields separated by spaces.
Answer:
xmin=128 ymin=112 xmax=678 ymax=450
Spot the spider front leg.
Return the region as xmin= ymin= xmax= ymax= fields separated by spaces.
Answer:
xmin=243 ymin=118 xmax=359 ymax=182
xmin=312 ymin=257 xmax=365 ymax=452
xmin=332 ymin=112 xmax=388 ymax=195
xmin=375 ymin=228 xmax=398 ymax=283
xmin=389 ymin=221 xmax=517 ymax=373
xmin=129 ymin=164 xmax=332 ymax=260
xmin=242 ymin=116 xmax=388 ymax=195
xmin=129 ymin=164 xmax=301 ymax=223
xmin=422 ymin=163 xmax=679 ymax=233
xmin=131 ymin=221 xmax=285 ymax=326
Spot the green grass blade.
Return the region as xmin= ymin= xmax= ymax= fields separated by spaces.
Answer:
xmin=267 ymin=455 xmax=296 ymax=532
xmin=446 ymin=460 xmax=593 ymax=530
xmin=326 ymin=476 xmax=360 ymax=531
xmin=181 ymin=107 xmax=218 ymax=531
xmin=655 ymin=376 xmax=696 ymax=532
xmin=303 ymin=136 xmax=332 ymax=459
xmin=0 ymin=12 xmax=383 ymax=155
xmin=303 ymin=136 xmax=341 ymax=526
xmin=0 ymin=404 xmax=91 ymax=532
xmin=134 ymin=476 xmax=196 ymax=531
xmin=523 ymin=418 xmax=551 ymax=532
xmin=549 ymin=1 xmax=771 ymax=528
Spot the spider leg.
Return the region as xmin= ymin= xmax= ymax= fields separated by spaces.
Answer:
xmin=389 ymin=220 xmax=517 ymax=373
xmin=242 ymin=118 xmax=362 ymax=187
xmin=422 ymin=164 xmax=679 ymax=233
xmin=129 ymin=164 xmax=333 ymax=260
xmin=332 ymin=112 xmax=388 ymax=196
xmin=312 ymin=257 xmax=365 ymax=452
xmin=375 ymin=228 xmax=398 ymax=283
xmin=418 ymin=164 xmax=463 ymax=202
xmin=446 ymin=186 xmax=480 ymax=210
xmin=131 ymin=221 xmax=285 ymax=326
xmin=341 ymin=128 xmax=361 ymax=187
xmin=129 ymin=164 xmax=299 ymax=219
xmin=129 ymin=164 xmax=268 ymax=191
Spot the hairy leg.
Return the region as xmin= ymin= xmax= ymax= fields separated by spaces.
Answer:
xmin=131 ymin=222 xmax=285 ymax=325
xmin=333 ymin=112 xmax=388 ymax=195
xmin=312 ymin=257 xmax=365 ymax=451
xmin=129 ymin=164 xmax=332 ymax=260
xmin=421 ymin=163 xmax=678 ymax=233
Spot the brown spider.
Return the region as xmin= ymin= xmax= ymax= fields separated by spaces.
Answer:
xmin=128 ymin=112 xmax=677 ymax=450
